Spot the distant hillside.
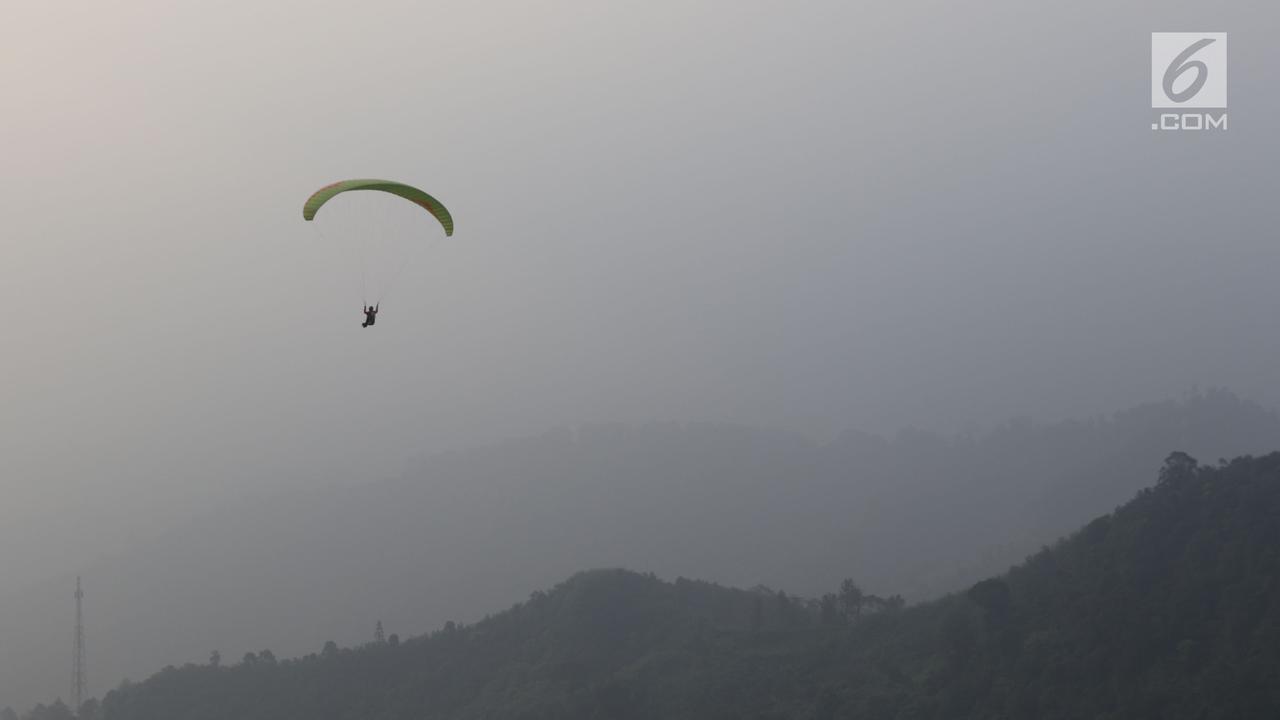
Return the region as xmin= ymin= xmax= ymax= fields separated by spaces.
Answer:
xmin=3 ymin=389 xmax=1278 ymax=709
xmin=88 ymin=450 xmax=1280 ymax=719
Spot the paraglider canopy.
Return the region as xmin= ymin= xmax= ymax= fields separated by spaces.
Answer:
xmin=303 ymin=179 xmax=454 ymax=237
xmin=303 ymin=178 xmax=455 ymax=314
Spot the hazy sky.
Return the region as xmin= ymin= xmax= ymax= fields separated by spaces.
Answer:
xmin=2 ymin=0 xmax=1279 ymax=590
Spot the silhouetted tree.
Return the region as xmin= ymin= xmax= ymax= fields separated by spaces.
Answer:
xmin=839 ymin=579 xmax=864 ymax=621
xmin=1158 ymin=451 xmax=1199 ymax=486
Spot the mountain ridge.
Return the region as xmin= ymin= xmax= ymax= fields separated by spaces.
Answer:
xmin=87 ymin=450 xmax=1280 ymax=718
xmin=3 ymin=389 xmax=1278 ymax=710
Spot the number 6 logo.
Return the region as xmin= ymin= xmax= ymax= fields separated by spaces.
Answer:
xmin=1163 ymin=38 xmax=1215 ymax=103
xmin=1152 ymin=33 xmax=1227 ymax=109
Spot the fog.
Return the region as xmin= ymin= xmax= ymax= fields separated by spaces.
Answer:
xmin=2 ymin=0 xmax=1278 ymax=709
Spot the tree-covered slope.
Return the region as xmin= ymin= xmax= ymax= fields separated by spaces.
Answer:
xmin=8 ymin=389 xmax=1277 ymax=712
xmin=93 ymin=451 xmax=1280 ymax=720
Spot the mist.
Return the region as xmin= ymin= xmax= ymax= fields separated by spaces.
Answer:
xmin=2 ymin=0 xmax=1279 ymax=712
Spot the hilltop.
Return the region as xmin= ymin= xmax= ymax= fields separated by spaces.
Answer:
xmin=86 ymin=451 xmax=1280 ymax=719
xmin=5 ymin=390 xmax=1278 ymax=709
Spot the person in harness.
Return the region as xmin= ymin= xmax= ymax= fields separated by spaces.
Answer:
xmin=362 ymin=303 xmax=379 ymax=328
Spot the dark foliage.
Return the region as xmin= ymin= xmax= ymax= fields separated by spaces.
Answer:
xmin=92 ymin=452 xmax=1280 ymax=719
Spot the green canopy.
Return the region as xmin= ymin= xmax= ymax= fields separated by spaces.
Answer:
xmin=303 ymin=179 xmax=453 ymax=236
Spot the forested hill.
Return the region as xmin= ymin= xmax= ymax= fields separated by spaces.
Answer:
xmin=5 ymin=390 xmax=1277 ymax=709
xmin=92 ymin=452 xmax=1280 ymax=720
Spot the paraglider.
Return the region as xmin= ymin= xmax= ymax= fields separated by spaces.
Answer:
xmin=302 ymin=179 xmax=454 ymax=327
xmin=303 ymin=179 xmax=453 ymax=236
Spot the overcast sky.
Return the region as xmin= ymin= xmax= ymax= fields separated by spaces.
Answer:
xmin=2 ymin=0 xmax=1278 ymax=589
